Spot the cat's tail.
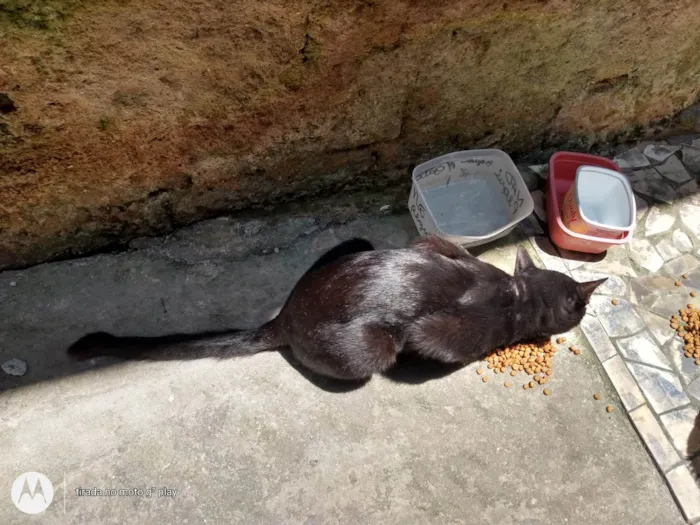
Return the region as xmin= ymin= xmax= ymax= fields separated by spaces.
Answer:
xmin=67 ymin=321 xmax=282 ymax=362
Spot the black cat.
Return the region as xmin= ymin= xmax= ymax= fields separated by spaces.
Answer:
xmin=69 ymin=235 xmax=606 ymax=381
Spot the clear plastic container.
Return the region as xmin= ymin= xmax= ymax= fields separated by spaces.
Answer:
xmin=408 ymin=149 xmax=534 ymax=248
xmin=561 ymin=165 xmax=636 ymax=238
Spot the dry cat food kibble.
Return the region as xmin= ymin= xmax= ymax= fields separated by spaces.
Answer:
xmin=691 ymin=291 xmax=697 ymax=298
xmin=606 ymin=405 xmax=614 ymax=413
xmin=482 ymin=376 xmax=488 ymax=383
xmin=543 ymin=388 xmax=551 ymax=396
xmin=481 ymin=339 xmax=561 ymax=393
xmin=476 ymin=369 xmax=484 ymax=375
xmin=669 ymin=304 xmax=700 ymax=366
xmin=611 ymin=299 xmax=619 ymax=306
xmin=675 ymin=281 xmax=682 ymax=287
xmin=556 ymin=337 xmax=566 ymax=344
xmin=593 ymin=394 xmax=601 ymax=400
xmin=682 ymin=273 xmax=689 ymax=279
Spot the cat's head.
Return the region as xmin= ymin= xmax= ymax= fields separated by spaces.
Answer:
xmin=513 ymin=246 xmax=607 ymax=337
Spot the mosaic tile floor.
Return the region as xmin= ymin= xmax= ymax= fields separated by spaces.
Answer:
xmin=524 ymin=136 xmax=700 ymax=523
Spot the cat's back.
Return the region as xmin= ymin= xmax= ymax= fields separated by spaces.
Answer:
xmin=281 ymin=247 xmax=499 ymax=325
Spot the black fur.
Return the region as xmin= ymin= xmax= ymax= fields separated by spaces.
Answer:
xmin=68 ymin=235 xmax=606 ymax=381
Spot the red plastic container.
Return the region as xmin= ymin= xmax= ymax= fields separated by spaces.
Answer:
xmin=547 ymin=152 xmax=632 ymax=254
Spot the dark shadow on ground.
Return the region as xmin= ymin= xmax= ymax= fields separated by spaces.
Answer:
xmin=533 ymin=236 xmax=606 ymax=265
xmin=277 ymin=348 xmax=371 ymax=393
xmin=382 ymin=352 xmax=466 ymax=384
xmin=277 ymin=348 xmax=467 ymax=393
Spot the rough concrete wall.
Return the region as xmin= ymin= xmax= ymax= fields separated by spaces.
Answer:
xmin=1 ymin=0 xmax=700 ymax=269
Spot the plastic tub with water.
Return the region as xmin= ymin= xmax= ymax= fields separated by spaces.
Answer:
xmin=408 ymin=149 xmax=534 ymax=248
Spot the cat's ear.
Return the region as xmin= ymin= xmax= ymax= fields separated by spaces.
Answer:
xmin=577 ymin=279 xmax=608 ymax=304
xmin=514 ymin=246 xmax=536 ymax=274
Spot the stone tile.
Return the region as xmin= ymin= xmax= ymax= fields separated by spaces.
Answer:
xmin=630 ymin=280 xmax=660 ymax=307
xmin=638 ymin=310 xmax=675 ymax=347
xmin=666 ymin=464 xmax=700 ymax=522
xmin=668 ymin=338 xmax=700 ymax=384
xmin=656 ymin=155 xmax=692 ymax=183
xmin=580 ymin=314 xmax=618 ymax=362
xmin=477 ymin=243 xmax=520 ymax=274
xmin=629 ymin=239 xmax=664 ymax=272
xmin=650 ymin=291 xmax=700 ymax=318
xmin=635 ymin=275 xmax=680 ymax=294
xmin=687 ymin=377 xmax=700 ymax=403
xmin=628 ymin=167 xmax=662 ymax=183
xmin=530 ymin=190 xmax=546 ymax=222
xmin=626 ymin=362 xmax=690 ymax=414
xmin=683 ymin=270 xmax=700 ymax=291
xmin=656 ymin=239 xmax=681 ymax=262
xmin=634 ymin=194 xmax=649 ymax=221
xmin=643 ymin=144 xmax=681 ymax=163
xmin=663 ymin=254 xmax=700 ymax=278
xmin=644 ymin=206 xmax=676 ymax=236
xmin=614 ymin=149 xmax=651 ymax=170
xmin=666 ymin=134 xmax=700 ymax=146
xmin=528 ymin=164 xmax=548 ymax=180
xmin=629 ymin=405 xmax=682 ymax=472
xmin=539 ymin=247 xmax=582 ymax=272
xmin=554 ymin=248 xmax=601 ymax=267
xmin=681 ymin=144 xmax=700 ymax=172
xmin=571 ymin=269 xmax=626 ymax=296
xmin=589 ymin=296 xmax=645 ymax=337
xmin=564 ymin=258 xmax=586 ymax=271
xmin=633 ymin=179 xmax=676 ymax=205
xmin=673 ymin=230 xmax=693 ymax=253
xmin=677 ymin=180 xmax=699 ymax=200
xmin=660 ymin=406 xmax=700 ymax=458
xmin=603 ymin=355 xmax=646 ymax=411
xmin=616 ymin=331 xmax=672 ymax=370
xmin=580 ymin=251 xmax=638 ymax=278
xmin=529 ymin=237 xmax=569 ymax=274
xmin=630 ymin=276 xmax=683 ymax=308
xmin=680 ymin=204 xmax=700 ymax=240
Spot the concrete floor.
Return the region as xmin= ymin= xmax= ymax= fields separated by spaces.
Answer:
xmin=0 ymin=201 xmax=687 ymax=524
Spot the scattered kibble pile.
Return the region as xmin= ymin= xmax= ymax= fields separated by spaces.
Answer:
xmin=482 ymin=339 xmax=556 ymax=390
xmin=670 ymin=303 xmax=700 ymax=366
xmin=478 ymin=336 xmax=586 ymax=390
xmin=478 ymin=335 xmax=589 ymax=396
xmin=477 ymin=337 xmax=613 ymax=411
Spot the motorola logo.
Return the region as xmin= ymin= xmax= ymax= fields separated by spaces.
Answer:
xmin=11 ymin=472 xmax=54 ymax=514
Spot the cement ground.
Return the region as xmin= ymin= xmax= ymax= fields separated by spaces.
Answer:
xmin=0 ymin=203 xmax=688 ymax=524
